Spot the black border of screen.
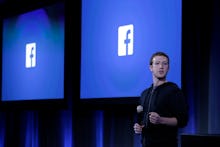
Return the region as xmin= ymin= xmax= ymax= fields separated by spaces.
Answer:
xmin=0 ymin=0 xmax=69 ymax=111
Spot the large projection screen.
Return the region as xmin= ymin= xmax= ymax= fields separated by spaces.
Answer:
xmin=1 ymin=2 xmax=65 ymax=104
xmin=80 ymin=0 xmax=182 ymax=101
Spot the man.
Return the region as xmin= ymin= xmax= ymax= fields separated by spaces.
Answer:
xmin=133 ymin=51 xmax=189 ymax=147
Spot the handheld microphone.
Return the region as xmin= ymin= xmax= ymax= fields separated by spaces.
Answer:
xmin=136 ymin=105 xmax=144 ymax=125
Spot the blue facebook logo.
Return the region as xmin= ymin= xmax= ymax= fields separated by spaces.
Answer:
xmin=26 ymin=42 xmax=36 ymax=68
xmin=118 ymin=24 xmax=134 ymax=56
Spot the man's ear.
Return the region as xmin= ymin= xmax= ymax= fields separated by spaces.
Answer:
xmin=149 ymin=65 xmax=153 ymax=71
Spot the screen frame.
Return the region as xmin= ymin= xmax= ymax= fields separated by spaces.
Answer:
xmin=79 ymin=0 xmax=183 ymax=110
xmin=0 ymin=0 xmax=68 ymax=111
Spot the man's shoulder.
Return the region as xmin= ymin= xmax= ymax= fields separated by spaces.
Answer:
xmin=141 ymin=87 xmax=151 ymax=94
xmin=158 ymin=82 xmax=181 ymax=93
xmin=164 ymin=82 xmax=179 ymax=89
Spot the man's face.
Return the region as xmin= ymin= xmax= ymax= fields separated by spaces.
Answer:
xmin=150 ymin=55 xmax=169 ymax=79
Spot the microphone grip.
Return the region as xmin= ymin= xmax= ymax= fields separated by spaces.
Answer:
xmin=137 ymin=111 xmax=144 ymax=125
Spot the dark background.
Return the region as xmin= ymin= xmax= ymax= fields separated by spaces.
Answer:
xmin=0 ymin=0 xmax=220 ymax=146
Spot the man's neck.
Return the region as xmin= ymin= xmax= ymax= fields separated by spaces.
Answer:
xmin=153 ymin=78 xmax=167 ymax=87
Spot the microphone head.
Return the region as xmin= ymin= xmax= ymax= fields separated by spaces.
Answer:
xmin=137 ymin=105 xmax=143 ymax=113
